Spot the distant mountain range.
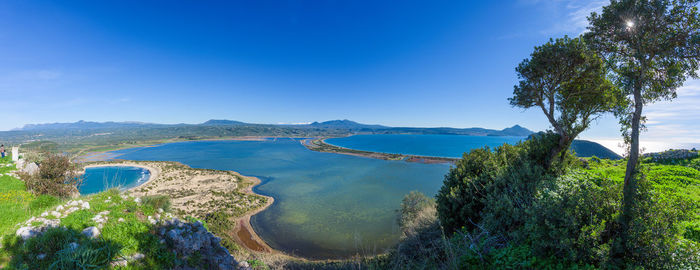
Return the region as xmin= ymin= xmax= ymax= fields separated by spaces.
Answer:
xmin=16 ymin=120 xmax=163 ymax=131
xmin=13 ymin=119 xmax=534 ymax=136
xmin=3 ymin=119 xmax=620 ymax=159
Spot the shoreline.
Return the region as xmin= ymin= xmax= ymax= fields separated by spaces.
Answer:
xmin=81 ymin=163 xmax=161 ymax=193
xmin=71 ymin=136 xmax=454 ymax=259
xmin=74 ymin=136 xmax=458 ymax=165
xmin=73 ymin=136 xmax=281 ymax=163
xmin=302 ymin=138 xmax=458 ymax=164
xmin=82 ymin=160 xmax=281 ymax=258
xmin=232 ymin=174 xmax=275 ymax=253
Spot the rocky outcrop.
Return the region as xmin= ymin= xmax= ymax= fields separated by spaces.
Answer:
xmin=15 ymin=199 xmax=92 ymax=240
xmin=157 ymin=218 xmax=245 ymax=270
xmin=21 ymin=162 xmax=38 ymax=175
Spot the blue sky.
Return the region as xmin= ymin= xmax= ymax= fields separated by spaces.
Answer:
xmin=0 ymin=0 xmax=698 ymax=144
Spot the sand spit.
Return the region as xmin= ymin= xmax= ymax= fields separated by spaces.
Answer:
xmin=84 ymin=160 xmax=274 ymax=254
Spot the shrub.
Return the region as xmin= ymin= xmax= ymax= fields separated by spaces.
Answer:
xmin=391 ymin=192 xmax=447 ymax=268
xmin=435 ymin=146 xmax=504 ymax=234
xmin=436 ymin=131 xmax=572 ymax=235
xmin=20 ymin=153 xmax=81 ymax=198
xmin=479 ymin=156 xmax=554 ymax=241
xmin=204 ymin=211 xmax=240 ymax=252
xmin=611 ymin=176 xmax=688 ymax=268
xmin=397 ymin=191 xmax=435 ymax=236
xmin=525 ymin=171 xmax=621 ymax=264
xmin=141 ymin=195 xmax=171 ymax=212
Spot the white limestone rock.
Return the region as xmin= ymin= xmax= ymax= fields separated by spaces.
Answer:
xmin=82 ymin=226 xmax=100 ymax=238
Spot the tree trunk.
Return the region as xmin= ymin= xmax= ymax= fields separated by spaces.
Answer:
xmin=548 ymin=133 xmax=570 ymax=170
xmin=619 ymin=85 xmax=643 ymax=256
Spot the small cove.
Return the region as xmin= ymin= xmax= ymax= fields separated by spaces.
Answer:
xmin=80 ymin=166 xmax=151 ymax=195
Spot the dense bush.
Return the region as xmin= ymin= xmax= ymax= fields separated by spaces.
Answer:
xmin=20 ymin=153 xmax=81 ymax=198
xmin=434 ymin=131 xmax=699 ymax=268
xmin=526 ymin=171 xmax=621 ymax=264
xmin=436 ymin=132 xmax=572 ymax=235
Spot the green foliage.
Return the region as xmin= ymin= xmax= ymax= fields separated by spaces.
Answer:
xmin=682 ymin=220 xmax=700 ymax=243
xmin=586 ymin=1 xmax=700 ymax=261
xmin=526 ymin=172 xmax=622 ymax=264
xmin=248 ymin=259 xmax=270 ymax=270
xmin=0 ymin=176 xmax=62 ymax=239
xmin=21 ymin=153 xmax=82 ymax=198
xmin=204 ymin=211 xmax=240 ymax=253
xmin=141 ymin=195 xmax=171 ymax=213
xmin=436 ymin=146 xmax=503 ymax=234
xmin=62 ymin=209 xmax=97 ymax=231
xmin=29 ymin=194 xmax=60 ymax=211
xmin=435 ymin=130 xmax=699 ymax=268
xmin=436 ymin=132 xmax=572 ymax=235
xmin=511 ymin=36 xmax=620 ymax=164
xmin=457 ymin=243 xmax=596 ymax=270
xmin=4 ymin=227 xmax=120 ymax=269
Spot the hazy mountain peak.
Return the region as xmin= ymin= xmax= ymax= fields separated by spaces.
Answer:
xmin=498 ymin=125 xmax=534 ymax=136
xmin=201 ymin=119 xmax=248 ymax=126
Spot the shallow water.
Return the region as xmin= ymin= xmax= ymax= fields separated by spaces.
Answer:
xmin=80 ymin=166 xmax=150 ymax=195
xmin=109 ymin=139 xmax=450 ymax=258
xmin=326 ymin=134 xmax=525 ymax=158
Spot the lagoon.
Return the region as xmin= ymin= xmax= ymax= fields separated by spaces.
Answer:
xmin=326 ymin=134 xmax=525 ymax=158
xmin=108 ymin=139 xmax=451 ymax=258
xmin=80 ymin=166 xmax=150 ymax=195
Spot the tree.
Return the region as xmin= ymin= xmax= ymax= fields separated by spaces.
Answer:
xmin=510 ymin=36 xmax=619 ymax=167
xmin=584 ymin=0 xmax=700 ymax=256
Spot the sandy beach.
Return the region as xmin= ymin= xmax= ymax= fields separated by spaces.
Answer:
xmin=83 ymin=160 xmax=275 ymax=255
xmin=82 ymin=163 xmax=161 ymax=192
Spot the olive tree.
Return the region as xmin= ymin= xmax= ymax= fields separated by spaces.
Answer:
xmin=584 ymin=0 xmax=700 ymax=253
xmin=510 ymin=36 xmax=619 ymax=167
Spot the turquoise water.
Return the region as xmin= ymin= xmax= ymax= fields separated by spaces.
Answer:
xmin=326 ymin=134 xmax=525 ymax=158
xmin=109 ymin=139 xmax=450 ymax=258
xmin=80 ymin=166 xmax=150 ymax=195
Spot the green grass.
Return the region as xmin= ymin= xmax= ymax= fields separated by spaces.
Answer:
xmin=1 ymin=187 xmax=179 ymax=269
xmin=0 ymin=159 xmax=63 ymax=266
xmin=0 ymin=156 xmax=181 ymax=269
xmin=585 ymin=156 xmax=700 ymax=243
xmin=0 ymin=165 xmax=62 ymax=240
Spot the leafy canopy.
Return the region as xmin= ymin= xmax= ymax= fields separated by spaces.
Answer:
xmin=585 ymin=0 xmax=700 ymax=138
xmin=510 ymin=36 xmax=620 ymax=145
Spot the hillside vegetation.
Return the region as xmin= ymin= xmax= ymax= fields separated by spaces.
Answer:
xmin=378 ymin=138 xmax=699 ymax=269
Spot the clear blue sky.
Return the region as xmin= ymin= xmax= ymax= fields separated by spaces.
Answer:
xmin=1 ymin=0 xmax=698 ymax=142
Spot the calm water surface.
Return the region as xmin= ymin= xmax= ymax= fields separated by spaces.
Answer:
xmin=326 ymin=134 xmax=525 ymax=158
xmin=109 ymin=139 xmax=450 ymax=258
xmin=80 ymin=166 xmax=150 ymax=195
